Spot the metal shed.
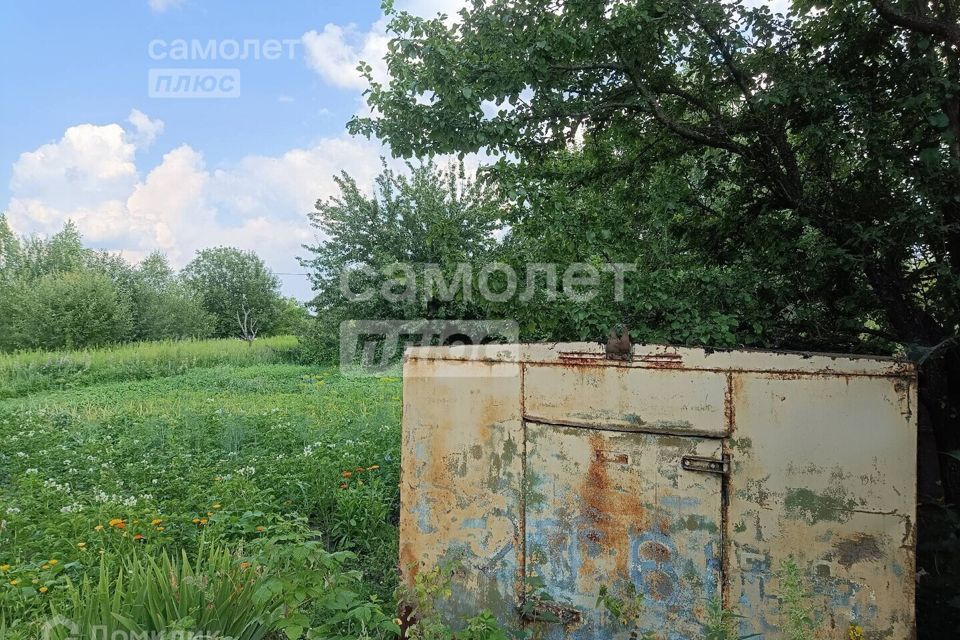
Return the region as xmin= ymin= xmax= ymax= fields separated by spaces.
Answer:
xmin=400 ymin=343 xmax=916 ymax=639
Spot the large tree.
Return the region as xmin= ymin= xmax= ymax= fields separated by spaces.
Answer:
xmin=352 ymin=0 xmax=960 ymax=489
xmin=182 ymin=247 xmax=283 ymax=339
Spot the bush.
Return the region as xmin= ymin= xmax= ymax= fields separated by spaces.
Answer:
xmin=18 ymin=271 xmax=132 ymax=351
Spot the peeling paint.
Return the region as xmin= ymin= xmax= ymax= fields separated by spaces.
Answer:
xmin=401 ymin=343 xmax=917 ymax=638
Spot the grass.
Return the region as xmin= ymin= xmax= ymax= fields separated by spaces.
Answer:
xmin=0 ymin=337 xmax=403 ymax=637
xmin=0 ymin=336 xmax=299 ymax=400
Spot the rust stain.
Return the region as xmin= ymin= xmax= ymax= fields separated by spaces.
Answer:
xmin=576 ymin=433 xmax=649 ymax=586
xmin=639 ymin=540 xmax=672 ymax=563
xmin=643 ymin=569 xmax=675 ymax=601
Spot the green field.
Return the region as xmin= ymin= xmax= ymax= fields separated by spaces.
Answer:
xmin=0 ymin=338 xmax=407 ymax=638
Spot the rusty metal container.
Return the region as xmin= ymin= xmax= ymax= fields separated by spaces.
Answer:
xmin=400 ymin=343 xmax=916 ymax=638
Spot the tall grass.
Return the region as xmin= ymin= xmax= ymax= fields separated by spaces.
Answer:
xmin=0 ymin=336 xmax=298 ymax=399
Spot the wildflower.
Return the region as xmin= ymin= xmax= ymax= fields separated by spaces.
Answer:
xmin=212 ymin=503 xmax=222 ymax=509
xmin=367 ymin=465 xmax=380 ymax=471
xmin=394 ymin=618 xmax=402 ymax=626
xmin=356 ymin=467 xmax=365 ymax=473
xmin=340 ymin=483 xmax=348 ymax=489
xmin=0 ymin=565 xmax=10 ymax=572
xmin=108 ymin=518 xmax=124 ymax=528
xmin=239 ymin=562 xmax=251 ymax=569
xmin=41 ymin=564 xmax=50 ymax=570
xmin=207 ymin=511 xmax=213 ymax=517
xmin=9 ymin=579 xmax=19 ymax=586
xmin=848 ymin=624 xmax=865 ymax=640
xmin=94 ymin=524 xmax=104 ymax=532
xmin=155 ymin=526 xmax=165 ymax=532
xmin=77 ymin=543 xmax=86 ymax=549
xmin=199 ymin=518 xmax=208 ymax=525
xmin=48 ymin=559 xmax=58 ymax=566
xmin=39 ymin=586 xmax=48 ymax=594
xmin=256 ymin=526 xmax=265 ymax=532
xmin=192 ymin=518 xmax=200 ymax=524
xmin=342 ymin=471 xmax=352 ymax=478
xmin=151 ymin=518 xmax=162 ymax=526
xmin=133 ymin=534 xmax=145 ymax=541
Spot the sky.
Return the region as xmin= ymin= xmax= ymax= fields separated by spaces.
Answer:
xmin=0 ymin=0 xmax=789 ymax=300
xmin=0 ymin=0 xmax=470 ymax=299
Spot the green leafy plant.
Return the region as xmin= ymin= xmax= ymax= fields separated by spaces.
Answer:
xmin=704 ymin=596 xmax=759 ymax=640
xmin=50 ymin=546 xmax=277 ymax=640
xmin=776 ymin=557 xmax=819 ymax=640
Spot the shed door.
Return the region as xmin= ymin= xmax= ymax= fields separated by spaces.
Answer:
xmin=523 ymin=422 xmax=724 ymax=639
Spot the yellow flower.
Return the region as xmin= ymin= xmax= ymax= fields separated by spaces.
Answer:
xmin=108 ymin=518 xmax=124 ymax=527
xmin=48 ymin=559 xmax=58 ymax=566
xmin=41 ymin=564 xmax=50 ymax=570
xmin=848 ymin=624 xmax=865 ymax=640
xmin=199 ymin=518 xmax=208 ymax=525
xmin=151 ymin=519 xmax=162 ymax=526
xmin=239 ymin=562 xmax=251 ymax=569
xmin=367 ymin=465 xmax=380 ymax=471
xmin=94 ymin=525 xmax=104 ymax=532
xmin=0 ymin=565 xmax=10 ymax=572
xmin=77 ymin=543 xmax=86 ymax=549
xmin=39 ymin=586 xmax=48 ymax=594
xmin=192 ymin=518 xmax=200 ymax=524
xmin=9 ymin=579 xmax=19 ymax=586
xmin=207 ymin=511 xmax=213 ymax=517
xmin=212 ymin=503 xmax=222 ymax=509
xmin=155 ymin=526 xmax=165 ymax=532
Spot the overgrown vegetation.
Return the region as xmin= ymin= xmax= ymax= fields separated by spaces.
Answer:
xmin=0 ymin=338 xmax=402 ymax=637
xmin=0 ymin=217 xmax=303 ymax=352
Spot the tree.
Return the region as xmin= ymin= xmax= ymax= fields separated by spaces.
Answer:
xmin=352 ymin=0 xmax=960 ymax=494
xmin=123 ymin=253 xmax=214 ymax=341
xmin=182 ymin=247 xmax=283 ymax=339
xmin=299 ymin=160 xmax=503 ymax=358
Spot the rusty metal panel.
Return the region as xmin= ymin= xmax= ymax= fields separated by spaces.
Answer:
xmin=400 ymin=357 xmax=524 ymax=622
xmin=727 ymin=372 xmax=917 ymax=638
xmin=524 ymin=364 xmax=730 ymax=437
xmin=525 ymin=423 xmax=723 ymax=639
xmin=400 ymin=344 xmax=917 ymax=638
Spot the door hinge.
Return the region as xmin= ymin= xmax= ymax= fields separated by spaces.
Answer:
xmin=681 ymin=454 xmax=731 ymax=476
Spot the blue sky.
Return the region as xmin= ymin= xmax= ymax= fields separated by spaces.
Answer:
xmin=0 ymin=0 xmax=786 ymax=300
xmin=0 ymin=0 xmax=462 ymax=299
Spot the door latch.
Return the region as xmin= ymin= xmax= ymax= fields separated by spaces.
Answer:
xmin=681 ymin=454 xmax=731 ymax=476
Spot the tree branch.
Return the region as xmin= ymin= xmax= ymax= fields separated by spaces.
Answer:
xmin=871 ymin=0 xmax=960 ymax=45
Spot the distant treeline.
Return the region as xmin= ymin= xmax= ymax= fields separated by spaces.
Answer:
xmin=0 ymin=216 xmax=306 ymax=352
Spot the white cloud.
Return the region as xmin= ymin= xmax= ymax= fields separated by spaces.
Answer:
xmin=126 ymin=109 xmax=165 ymax=149
xmin=5 ymin=112 xmax=388 ymax=298
xmin=148 ymin=0 xmax=185 ymax=13
xmin=302 ymin=21 xmax=390 ymax=89
xmin=301 ymin=0 xmax=468 ymax=90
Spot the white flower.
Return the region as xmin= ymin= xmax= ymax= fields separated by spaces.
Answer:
xmin=25 ymin=468 xmax=38 ymax=475
xmin=5 ymin=507 xmax=21 ymax=515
